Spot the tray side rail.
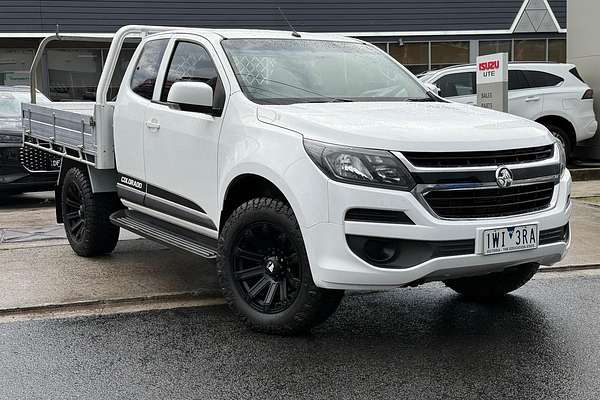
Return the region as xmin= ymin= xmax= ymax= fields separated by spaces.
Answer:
xmin=22 ymin=103 xmax=97 ymax=167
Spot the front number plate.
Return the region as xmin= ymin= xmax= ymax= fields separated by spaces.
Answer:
xmin=483 ymin=224 xmax=538 ymax=255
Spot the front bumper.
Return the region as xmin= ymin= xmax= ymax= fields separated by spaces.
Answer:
xmin=303 ymin=170 xmax=571 ymax=290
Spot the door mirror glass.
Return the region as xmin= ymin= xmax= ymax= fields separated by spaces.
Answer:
xmin=167 ymin=81 xmax=213 ymax=109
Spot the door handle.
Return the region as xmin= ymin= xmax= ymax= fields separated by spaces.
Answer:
xmin=525 ymin=96 xmax=540 ymax=102
xmin=145 ymin=119 xmax=160 ymax=130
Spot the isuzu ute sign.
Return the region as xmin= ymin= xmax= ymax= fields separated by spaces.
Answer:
xmin=476 ymin=52 xmax=509 ymax=112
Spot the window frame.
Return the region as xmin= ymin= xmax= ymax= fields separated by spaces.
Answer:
xmin=154 ymin=37 xmax=227 ymax=117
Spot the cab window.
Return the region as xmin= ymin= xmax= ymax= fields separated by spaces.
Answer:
xmin=130 ymin=39 xmax=169 ymax=100
xmin=160 ymin=41 xmax=224 ymax=114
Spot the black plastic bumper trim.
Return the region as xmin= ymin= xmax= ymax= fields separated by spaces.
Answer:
xmin=346 ymin=235 xmax=475 ymax=269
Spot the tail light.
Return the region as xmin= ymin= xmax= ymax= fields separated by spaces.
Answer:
xmin=583 ymin=89 xmax=594 ymax=99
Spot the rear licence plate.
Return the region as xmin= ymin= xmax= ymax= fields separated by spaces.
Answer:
xmin=483 ymin=224 xmax=538 ymax=255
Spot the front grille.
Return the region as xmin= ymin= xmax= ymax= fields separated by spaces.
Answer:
xmin=540 ymin=224 xmax=569 ymax=245
xmin=0 ymin=147 xmax=21 ymax=167
xmin=424 ymin=182 xmax=555 ymax=219
xmin=20 ymin=146 xmax=61 ymax=172
xmin=403 ymin=145 xmax=554 ymax=168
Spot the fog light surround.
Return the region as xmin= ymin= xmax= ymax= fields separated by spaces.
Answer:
xmin=363 ymin=239 xmax=398 ymax=263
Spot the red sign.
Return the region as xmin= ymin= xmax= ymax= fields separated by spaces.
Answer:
xmin=478 ymin=60 xmax=500 ymax=71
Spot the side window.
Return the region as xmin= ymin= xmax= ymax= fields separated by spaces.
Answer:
xmin=508 ymin=70 xmax=529 ymax=91
xmin=161 ymin=41 xmax=219 ymax=102
xmin=130 ymin=39 xmax=169 ymax=100
xmin=523 ymin=70 xmax=564 ymax=88
xmin=434 ymin=72 xmax=476 ymax=98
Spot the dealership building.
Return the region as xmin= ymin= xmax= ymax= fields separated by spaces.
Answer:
xmin=0 ymin=0 xmax=567 ymax=101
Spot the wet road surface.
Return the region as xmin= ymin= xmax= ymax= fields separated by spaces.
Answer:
xmin=1 ymin=271 xmax=599 ymax=400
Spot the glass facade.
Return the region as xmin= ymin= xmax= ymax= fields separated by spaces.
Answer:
xmin=514 ymin=39 xmax=547 ymax=62
xmin=430 ymin=41 xmax=470 ymax=70
xmin=479 ymin=40 xmax=513 ymax=60
xmin=389 ymin=42 xmax=429 ymax=74
xmin=47 ymin=49 xmax=103 ymax=101
xmin=46 ymin=47 xmax=136 ymax=101
xmin=548 ymin=39 xmax=567 ymax=63
xmin=0 ymin=49 xmax=35 ymax=86
xmin=384 ymin=37 xmax=566 ymax=73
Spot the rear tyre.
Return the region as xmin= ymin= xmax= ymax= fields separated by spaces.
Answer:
xmin=217 ymin=197 xmax=344 ymax=335
xmin=61 ymin=167 xmax=121 ymax=257
xmin=544 ymin=123 xmax=572 ymax=159
xmin=444 ymin=263 xmax=539 ymax=301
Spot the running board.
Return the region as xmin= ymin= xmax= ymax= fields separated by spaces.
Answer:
xmin=110 ymin=209 xmax=217 ymax=259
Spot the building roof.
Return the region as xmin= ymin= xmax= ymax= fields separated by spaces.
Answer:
xmin=0 ymin=0 xmax=566 ymax=36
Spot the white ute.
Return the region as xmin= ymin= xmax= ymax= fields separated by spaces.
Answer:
xmin=22 ymin=26 xmax=571 ymax=334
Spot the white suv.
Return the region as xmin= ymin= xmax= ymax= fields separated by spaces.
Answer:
xmin=419 ymin=63 xmax=598 ymax=157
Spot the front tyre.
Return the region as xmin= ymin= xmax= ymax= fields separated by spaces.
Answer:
xmin=61 ymin=167 xmax=121 ymax=257
xmin=444 ymin=263 xmax=539 ymax=301
xmin=217 ymin=198 xmax=344 ymax=335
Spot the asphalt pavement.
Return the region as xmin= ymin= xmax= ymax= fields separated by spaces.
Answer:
xmin=1 ymin=270 xmax=599 ymax=400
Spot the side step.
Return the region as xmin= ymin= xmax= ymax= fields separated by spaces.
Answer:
xmin=110 ymin=209 xmax=217 ymax=259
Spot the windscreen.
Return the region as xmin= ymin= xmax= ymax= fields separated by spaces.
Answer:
xmin=0 ymin=91 xmax=49 ymax=119
xmin=221 ymin=39 xmax=429 ymax=105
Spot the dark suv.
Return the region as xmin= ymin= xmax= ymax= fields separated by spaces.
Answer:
xmin=0 ymin=86 xmax=59 ymax=194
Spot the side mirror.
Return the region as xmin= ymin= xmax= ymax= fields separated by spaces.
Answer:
xmin=424 ymin=82 xmax=440 ymax=96
xmin=167 ymin=81 xmax=213 ymax=108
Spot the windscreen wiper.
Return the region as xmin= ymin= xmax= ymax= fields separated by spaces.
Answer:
xmin=405 ymin=97 xmax=436 ymax=102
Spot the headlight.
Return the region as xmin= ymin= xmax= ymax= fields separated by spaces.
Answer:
xmin=553 ymin=138 xmax=566 ymax=176
xmin=304 ymin=139 xmax=415 ymax=191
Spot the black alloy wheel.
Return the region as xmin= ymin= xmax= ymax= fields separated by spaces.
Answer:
xmin=60 ymin=166 xmax=121 ymax=257
xmin=63 ymin=180 xmax=87 ymax=243
xmin=232 ymin=221 xmax=301 ymax=314
xmin=217 ymin=197 xmax=344 ymax=334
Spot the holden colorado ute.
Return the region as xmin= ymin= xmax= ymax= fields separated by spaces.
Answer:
xmin=21 ymin=26 xmax=571 ymax=334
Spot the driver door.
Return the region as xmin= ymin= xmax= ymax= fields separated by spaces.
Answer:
xmin=143 ymin=36 xmax=227 ymax=229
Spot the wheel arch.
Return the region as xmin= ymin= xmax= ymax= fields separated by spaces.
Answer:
xmin=219 ymin=173 xmax=289 ymax=229
xmin=535 ymin=114 xmax=576 ymax=149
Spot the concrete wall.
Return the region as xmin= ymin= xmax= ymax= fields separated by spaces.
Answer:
xmin=568 ymin=0 xmax=600 ymax=161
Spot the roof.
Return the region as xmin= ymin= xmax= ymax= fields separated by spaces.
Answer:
xmin=0 ymin=0 xmax=566 ymax=36
xmin=155 ymin=28 xmax=360 ymax=42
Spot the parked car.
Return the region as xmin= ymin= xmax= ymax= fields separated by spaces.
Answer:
xmin=419 ymin=63 xmax=598 ymax=158
xmin=0 ymin=86 xmax=60 ymax=194
xmin=23 ymin=26 xmax=570 ymax=334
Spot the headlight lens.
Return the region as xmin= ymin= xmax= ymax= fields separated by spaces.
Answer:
xmin=553 ymin=138 xmax=566 ymax=175
xmin=304 ymin=139 xmax=415 ymax=191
